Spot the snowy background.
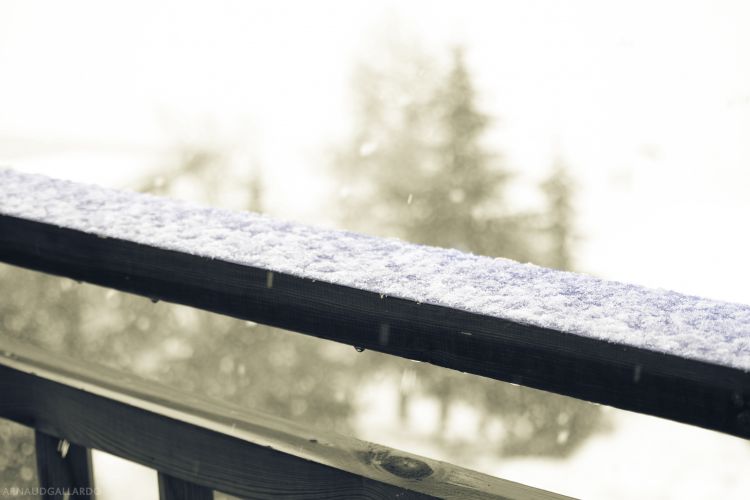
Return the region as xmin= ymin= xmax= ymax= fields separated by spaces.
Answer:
xmin=1 ymin=1 xmax=749 ymax=498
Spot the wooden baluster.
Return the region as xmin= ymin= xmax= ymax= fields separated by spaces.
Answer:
xmin=158 ymin=472 xmax=213 ymax=500
xmin=35 ymin=431 xmax=94 ymax=500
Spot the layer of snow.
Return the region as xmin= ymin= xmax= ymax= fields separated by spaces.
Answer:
xmin=2 ymin=168 xmax=749 ymax=371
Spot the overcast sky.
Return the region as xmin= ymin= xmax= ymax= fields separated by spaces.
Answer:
xmin=1 ymin=0 xmax=749 ymax=303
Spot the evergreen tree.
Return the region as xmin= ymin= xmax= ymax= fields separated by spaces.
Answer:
xmin=332 ymin=44 xmax=602 ymax=456
xmin=541 ymin=156 xmax=576 ymax=271
xmin=334 ymin=46 xmax=532 ymax=260
xmin=407 ymin=48 xmax=516 ymax=255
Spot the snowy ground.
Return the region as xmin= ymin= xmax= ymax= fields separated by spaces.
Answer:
xmin=493 ymin=410 xmax=750 ymax=499
xmin=91 ymin=452 xmax=157 ymax=500
xmin=353 ymin=379 xmax=750 ymax=499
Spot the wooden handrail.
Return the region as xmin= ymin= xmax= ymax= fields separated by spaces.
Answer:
xmin=0 ymin=212 xmax=748 ymax=439
xmin=0 ymin=336 xmax=567 ymax=499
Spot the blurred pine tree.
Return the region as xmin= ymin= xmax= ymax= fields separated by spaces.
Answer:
xmin=331 ymin=43 xmax=603 ymax=457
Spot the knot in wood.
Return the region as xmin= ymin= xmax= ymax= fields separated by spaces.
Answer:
xmin=379 ymin=454 xmax=433 ymax=480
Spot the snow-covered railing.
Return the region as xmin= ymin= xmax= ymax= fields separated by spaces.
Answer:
xmin=0 ymin=168 xmax=749 ymax=497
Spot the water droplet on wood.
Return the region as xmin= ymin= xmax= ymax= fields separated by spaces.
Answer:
xmin=379 ymin=323 xmax=390 ymax=345
xmin=57 ymin=439 xmax=70 ymax=459
xmin=633 ymin=364 xmax=642 ymax=383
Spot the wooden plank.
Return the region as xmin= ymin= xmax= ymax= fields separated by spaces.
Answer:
xmin=0 ymin=337 xmax=568 ymax=500
xmin=158 ymin=472 xmax=213 ymax=500
xmin=0 ymin=214 xmax=748 ymax=439
xmin=34 ymin=430 xmax=94 ymax=500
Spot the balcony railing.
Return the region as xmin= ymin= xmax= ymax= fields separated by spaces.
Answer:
xmin=1 ymin=168 xmax=748 ymax=498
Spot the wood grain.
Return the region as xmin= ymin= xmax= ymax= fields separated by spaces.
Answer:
xmin=0 ymin=337 xmax=567 ymax=500
xmin=0 ymin=214 xmax=748 ymax=439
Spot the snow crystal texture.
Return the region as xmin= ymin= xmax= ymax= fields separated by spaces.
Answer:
xmin=2 ymin=168 xmax=749 ymax=371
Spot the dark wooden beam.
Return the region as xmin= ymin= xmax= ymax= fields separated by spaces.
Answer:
xmin=35 ymin=431 xmax=95 ymax=500
xmin=0 ymin=214 xmax=748 ymax=439
xmin=0 ymin=337 xmax=567 ymax=500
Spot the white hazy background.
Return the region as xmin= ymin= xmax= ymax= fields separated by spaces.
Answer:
xmin=1 ymin=1 xmax=749 ymax=498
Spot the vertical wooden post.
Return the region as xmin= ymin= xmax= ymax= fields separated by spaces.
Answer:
xmin=158 ymin=472 xmax=213 ymax=500
xmin=35 ymin=431 xmax=94 ymax=499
